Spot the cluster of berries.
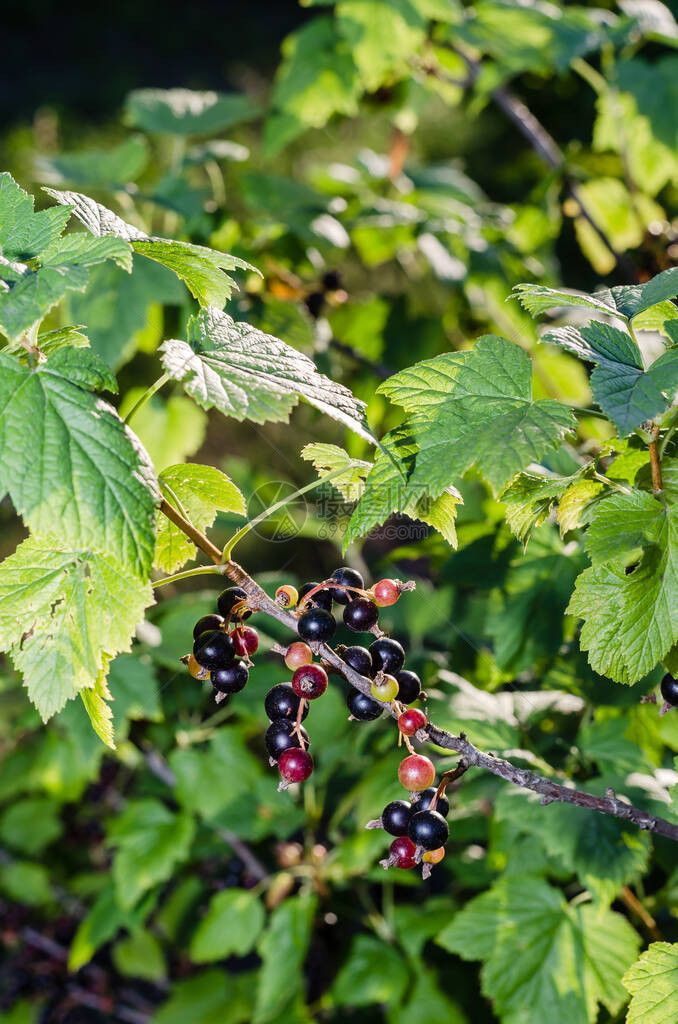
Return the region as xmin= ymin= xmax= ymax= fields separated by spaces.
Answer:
xmin=185 ymin=567 xmax=451 ymax=876
xmin=187 ymin=586 xmax=259 ymax=695
xmin=368 ymin=754 xmax=450 ymax=879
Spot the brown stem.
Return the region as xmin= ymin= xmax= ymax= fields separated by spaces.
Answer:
xmin=157 ymin=506 xmax=678 ymax=844
xmin=619 ymin=885 xmax=662 ymax=941
xmin=649 ymin=425 xmax=663 ymax=494
xmin=158 ymin=497 xmax=224 ymax=564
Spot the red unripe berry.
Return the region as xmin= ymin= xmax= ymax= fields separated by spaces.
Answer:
xmin=398 ymin=754 xmax=435 ymax=791
xmin=230 ymin=626 xmax=259 ymax=656
xmin=371 ymin=579 xmax=401 ymax=607
xmin=279 ymin=747 xmax=314 ymax=783
xmin=398 ymin=708 xmax=427 ymax=736
xmin=284 ymin=642 xmax=313 ymax=670
xmin=292 ymin=664 xmax=328 ymax=699
xmin=390 ymin=836 xmax=417 ymax=869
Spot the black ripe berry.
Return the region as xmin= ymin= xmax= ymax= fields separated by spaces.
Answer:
xmin=370 ymin=637 xmax=405 ymax=675
xmin=342 ymin=646 xmax=373 ymax=676
xmin=193 ymin=614 xmax=224 ymax=640
xmin=408 ymin=809 xmax=449 ymax=851
xmin=382 ymin=800 xmax=412 ymax=837
xmin=412 ymin=787 xmax=449 ymax=818
xmin=265 ymin=720 xmax=309 ymax=761
xmin=211 ymin=661 xmax=249 ymax=694
xmin=193 ymin=630 xmax=235 ymax=671
xmin=298 ymin=607 xmax=336 ymax=643
xmin=343 ymin=598 xmax=379 ymax=632
xmin=217 ymin=586 xmax=251 ymax=621
xmin=298 ymin=582 xmax=333 ymax=611
xmin=661 ymin=673 xmax=678 ymax=706
xmin=305 ymin=291 xmax=325 ymax=319
xmin=347 ymin=688 xmax=382 ymax=721
xmin=395 ymin=669 xmax=421 ymax=704
xmin=331 ymin=566 xmax=364 ymax=604
xmin=265 ymin=683 xmax=309 ymax=722
xmin=322 ymin=269 xmax=342 ymax=291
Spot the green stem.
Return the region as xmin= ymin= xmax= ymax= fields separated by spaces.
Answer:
xmin=159 ymin=479 xmax=190 ymax=521
xmin=570 ymin=58 xmax=606 ymax=95
xmin=152 ymin=564 xmax=227 ymax=589
xmin=660 ymin=418 xmax=678 ymax=458
xmin=124 ymin=372 xmax=170 ymax=425
xmin=569 ymin=405 xmax=608 ymax=421
xmin=221 ymin=467 xmax=353 ymax=560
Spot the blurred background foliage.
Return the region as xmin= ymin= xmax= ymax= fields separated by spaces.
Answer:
xmin=3 ymin=0 xmax=678 ymax=1021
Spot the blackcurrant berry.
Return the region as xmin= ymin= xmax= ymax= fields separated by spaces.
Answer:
xmin=292 ymin=664 xmax=328 ymax=699
xmin=298 ymin=607 xmax=336 ymax=643
xmin=264 ymin=684 xmax=309 ymax=722
xmin=371 ymin=674 xmax=399 ymax=702
xmin=660 ymin=673 xmax=678 ymax=707
xmin=265 ymin=720 xmax=309 ymax=761
xmin=322 ymin=270 xmax=341 ymax=291
xmin=408 ymin=809 xmax=449 ymax=851
xmin=371 ymin=579 xmax=401 ymax=606
xmin=211 ymin=661 xmax=249 ymax=694
xmin=231 ymin=626 xmax=259 ymax=657
xmin=412 ymin=787 xmax=449 ymax=818
xmin=398 ymin=708 xmax=427 ymax=735
xmin=193 ymin=614 xmax=225 ymax=639
xmin=330 ymin=566 xmax=364 ymax=604
xmin=284 ymin=642 xmax=314 ymax=670
xmin=382 ymin=800 xmax=412 ymax=837
xmin=347 ymin=688 xmax=383 ymax=721
xmin=276 ymin=584 xmax=299 ymax=608
xmin=389 ymin=836 xmax=417 ymax=869
xmin=217 ymin=586 xmax=251 ymax=620
xmin=278 ymin=747 xmax=313 ymax=783
xmin=193 ymin=630 xmax=236 ymax=671
xmin=398 ymin=754 xmax=435 ymax=791
xmin=305 ymin=291 xmax=325 ymax=319
xmin=298 ymin=582 xmax=333 ymax=611
xmin=342 ymin=646 xmax=373 ymax=676
xmin=395 ymin=669 xmax=421 ymax=704
xmin=343 ymin=598 xmax=379 ymax=632
xmin=370 ymin=637 xmax=405 ymax=675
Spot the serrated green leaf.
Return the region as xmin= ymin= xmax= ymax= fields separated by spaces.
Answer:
xmin=80 ymin=670 xmax=115 ymax=749
xmin=153 ymin=970 xmax=255 ymax=1024
xmin=331 ymin=934 xmax=408 ymax=1007
xmin=108 ymin=799 xmax=195 ymax=910
xmin=0 ymin=222 xmax=133 ymax=341
xmin=0 ymin=172 xmax=72 ymax=260
xmin=266 ymin=17 xmax=361 ymax=154
xmin=0 ymin=537 xmax=154 ymax=721
xmin=623 ymin=941 xmax=678 ymax=1024
xmin=189 ymin=889 xmax=264 ymax=963
xmin=0 ymin=860 xmax=52 ymax=907
xmin=557 ymin=478 xmax=604 ymax=534
xmin=501 ymin=467 xmax=586 ymax=544
xmin=344 ymin=425 xmax=463 ymax=549
xmin=0 ymin=797 xmax=62 ymax=855
xmin=155 ymin=463 xmax=246 ymax=572
xmin=387 ymin=969 xmax=467 ymax=1024
xmin=112 ymin=930 xmax=166 ymax=981
xmin=43 ymin=187 xmax=255 ymax=306
xmin=384 ymin=336 xmax=574 ymax=498
xmin=300 ymin=442 xmax=371 ymax=500
xmin=513 ymin=267 xmax=678 ymax=322
xmin=68 ymin=887 xmax=157 ymax=971
xmin=568 ymin=493 xmax=678 ymax=682
xmin=336 ymin=0 xmax=427 ymax=92
xmin=36 ymin=325 xmax=89 ymax=355
xmin=495 ymin=786 xmax=651 ymax=889
xmin=161 ymin=306 xmax=375 ymax=443
xmin=543 ymin=321 xmax=678 ymax=435
xmin=437 ymin=876 xmax=639 ymax=1024
xmin=253 ymin=893 xmax=317 ymax=1024
xmin=0 ymin=349 xmax=158 ymax=576
xmin=125 ymin=88 xmax=262 ymax=135
xmin=37 ymin=135 xmax=150 ymax=188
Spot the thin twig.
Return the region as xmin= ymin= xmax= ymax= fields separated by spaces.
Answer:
xmin=157 ymin=501 xmax=678 ymax=844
